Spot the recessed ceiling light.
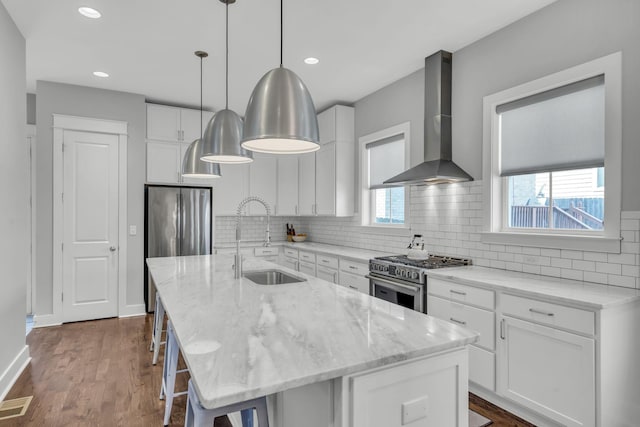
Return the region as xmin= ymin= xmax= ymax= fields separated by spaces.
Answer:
xmin=78 ymin=7 xmax=102 ymax=19
xmin=304 ymin=57 xmax=319 ymax=65
xmin=93 ymin=71 xmax=109 ymax=78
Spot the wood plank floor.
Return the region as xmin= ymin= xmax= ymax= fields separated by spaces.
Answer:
xmin=2 ymin=315 xmax=535 ymax=426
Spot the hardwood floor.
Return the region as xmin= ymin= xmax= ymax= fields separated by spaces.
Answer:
xmin=2 ymin=315 xmax=534 ymax=426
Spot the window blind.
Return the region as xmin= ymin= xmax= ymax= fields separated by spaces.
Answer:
xmin=498 ymin=75 xmax=605 ymax=176
xmin=366 ymin=134 xmax=405 ymax=189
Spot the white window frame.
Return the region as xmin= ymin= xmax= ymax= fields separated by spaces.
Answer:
xmin=359 ymin=122 xmax=411 ymax=230
xmin=481 ymin=52 xmax=622 ymax=253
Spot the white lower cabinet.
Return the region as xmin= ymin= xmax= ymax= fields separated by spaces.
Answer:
xmin=299 ymin=260 xmax=316 ymax=277
xmin=498 ymin=315 xmax=595 ymax=427
xmin=277 ymin=381 xmax=333 ymax=427
xmin=426 ymin=271 xmax=640 ymax=427
xmin=317 ymin=266 xmax=339 ymax=284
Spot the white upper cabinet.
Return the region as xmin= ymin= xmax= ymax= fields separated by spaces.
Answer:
xmin=314 ymin=105 xmax=355 ymax=216
xmin=213 ymin=163 xmax=249 ymax=216
xmin=146 ymin=103 xmax=214 ymax=184
xmin=318 ymin=105 xmax=354 ymax=144
xmin=146 ymin=103 xmax=213 ymax=142
xmin=277 ymin=156 xmax=299 ymax=216
xmin=249 ymin=154 xmax=277 ymax=215
xmin=298 ymin=152 xmax=316 ymax=215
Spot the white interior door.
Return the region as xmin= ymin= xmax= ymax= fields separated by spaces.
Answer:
xmin=62 ymin=130 xmax=119 ymax=322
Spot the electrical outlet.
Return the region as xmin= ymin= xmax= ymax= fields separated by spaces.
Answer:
xmin=129 ymin=225 xmax=137 ymax=236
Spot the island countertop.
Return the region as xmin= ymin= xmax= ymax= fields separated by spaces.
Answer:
xmin=146 ymin=254 xmax=478 ymax=409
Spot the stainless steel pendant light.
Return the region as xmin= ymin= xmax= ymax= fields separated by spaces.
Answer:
xmin=241 ymin=0 xmax=319 ymax=154
xmin=200 ymin=0 xmax=253 ymax=164
xmin=182 ymin=51 xmax=222 ymax=178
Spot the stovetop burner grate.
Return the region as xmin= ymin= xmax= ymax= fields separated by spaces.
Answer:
xmin=374 ymin=254 xmax=471 ymax=269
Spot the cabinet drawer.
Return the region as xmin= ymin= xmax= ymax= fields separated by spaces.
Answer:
xmin=340 ymin=271 xmax=369 ymax=294
xmin=254 ymin=247 xmax=279 ymax=257
xmin=299 ymin=260 xmax=316 ymax=277
xmin=501 ymin=293 xmax=595 ymax=336
xmin=283 ymin=247 xmax=298 ymax=258
xmin=316 ymin=254 xmax=339 ymax=269
xmin=299 ymin=250 xmax=316 ymax=263
xmin=317 ymin=266 xmax=339 ymax=284
xmin=428 ymin=277 xmax=495 ymax=310
xmin=280 ymin=257 xmax=298 ymax=272
xmin=340 ymin=259 xmax=368 ymax=276
xmin=469 ymin=345 xmax=495 ymax=391
xmin=428 ymin=295 xmax=495 ymax=351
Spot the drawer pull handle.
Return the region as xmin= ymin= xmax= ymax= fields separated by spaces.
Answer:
xmin=529 ymin=308 xmax=554 ymax=317
xmin=349 ymin=285 xmax=357 ymax=289
xmin=450 ymin=317 xmax=466 ymax=326
xmin=349 ymin=266 xmax=358 ymax=270
xmin=450 ymin=290 xmax=467 ymax=296
xmin=322 ymin=260 xmax=329 ymax=263
xmin=500 ymin=319 xmax=505 ymax=340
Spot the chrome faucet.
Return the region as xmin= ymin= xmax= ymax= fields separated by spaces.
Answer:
xmin=234 ymin=196 xmax=271 ymax=278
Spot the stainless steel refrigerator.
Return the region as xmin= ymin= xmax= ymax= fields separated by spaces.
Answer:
xmin=144 ymin=185 xmax=212 ymax=312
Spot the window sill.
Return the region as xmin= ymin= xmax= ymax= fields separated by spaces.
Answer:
xmin=480 ymin=232 xmax=621 ymax=253
xmin=356 ymin=225 xmax=413 ymax=237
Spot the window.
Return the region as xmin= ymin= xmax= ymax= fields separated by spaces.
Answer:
xmin=482 ymin=52 xmax=621 ymax=252
xmin=360 ymin=123 xmax=410 ymax=227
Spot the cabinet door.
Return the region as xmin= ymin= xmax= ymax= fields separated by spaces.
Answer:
xmin=248 ymin=154 xmax=277 ymax=215
xmin=181 ymin=108 xmax=207 ymax=143
xmin=278 ymin=381 xmax=333 ymax=427
xmin=340 ymin=270 xmax=369 ymax=294
xmin=299 ymin=260 xmax=316 ymax=277
xmin=317 ymin=266 xmax=339 ymax=284
xmin=298 ymin=153 xmax=316 ymax=215
xmin=277 ymin=156 xmax=299 ymax=216
xmin=213 ymin=163 xmax=249 ymax=216
xmin=147 ymin=104 xmax=181 ymax=141
xmin=317 ymin=107 xmax=336 ymax=144
xmin=498 ymin=316 xmax=595 ymax=427
xmin=280 ymin=256 xmax=298 ymax=272
xmin=315 ymin=143 xmax=336 ymax=215
xmin=146 ymin=141 xmax=180 ymax=183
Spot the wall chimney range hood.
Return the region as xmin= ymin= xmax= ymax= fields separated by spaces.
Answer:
xmin=384 ymin=50 xmax=473 ymax=185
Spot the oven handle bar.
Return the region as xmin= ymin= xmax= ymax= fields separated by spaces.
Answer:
xmin=365 ymin=275 xmax=421 ymax=294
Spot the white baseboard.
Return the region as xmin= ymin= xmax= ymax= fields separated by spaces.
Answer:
xmin=33 ymin=313 xmax=62 ymax=328
xmin=0 ymin=345 xmax=30 ymax=402
xmin=119 ymin=304 xmax=146 ymax=318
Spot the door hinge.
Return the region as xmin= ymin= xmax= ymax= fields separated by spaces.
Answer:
xmin=62 ymin=144 xmax=65 ymax=152
xmin=61 ymin=292 xmax=64 ymax=302
xmin=61 ymin=193 xmax=64 ymax=201
xmin=61 ymin=243 xmax=64 ymax=251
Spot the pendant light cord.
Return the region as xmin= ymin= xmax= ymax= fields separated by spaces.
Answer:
xmin=225 ymin=1 xmax=229 ymax=109
xmin=280 ymin=0 xmax=283 ymax=67
xmin=200 ymin=54 xmax=203 ymax=139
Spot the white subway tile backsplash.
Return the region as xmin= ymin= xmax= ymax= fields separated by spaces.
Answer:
xmin=208 ymin=181 xmax=639 ymax=289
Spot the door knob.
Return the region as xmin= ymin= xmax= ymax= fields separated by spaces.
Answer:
xmin=109 ymin=246 xmax=116 ymax=252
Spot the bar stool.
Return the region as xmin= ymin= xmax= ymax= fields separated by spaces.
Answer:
xmin=150 ymin=292 xmax=166 ymax=365
xmin=185 ymin=379 xmax=269 ymax=427
xmin=161 ymin=320 xmax=189 ymax=425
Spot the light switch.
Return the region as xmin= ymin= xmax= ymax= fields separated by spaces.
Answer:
xmin=401 ymin=396 xmax=429 ymax=425
xmin=129 ymin=225 xmax=137 ymax=236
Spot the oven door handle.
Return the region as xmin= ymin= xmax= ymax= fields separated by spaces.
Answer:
xmin=365 ymin=275 xmax=420 ymax=294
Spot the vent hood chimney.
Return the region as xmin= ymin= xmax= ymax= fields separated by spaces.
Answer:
xmin=384 ymin=50 xmax=473 ymax=185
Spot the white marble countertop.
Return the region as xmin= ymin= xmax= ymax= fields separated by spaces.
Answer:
xmin=427 ymin=266 xmax=640 ymax=309
xmin=147 ymin=254 xmax=478 ymax=409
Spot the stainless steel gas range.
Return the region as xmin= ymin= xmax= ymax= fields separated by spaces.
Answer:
xmin=367 ymin=255 xmax=471 ymax=312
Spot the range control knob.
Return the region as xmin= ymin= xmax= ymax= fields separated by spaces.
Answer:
xmin=411 ymin=271 xmax=419 ymax=280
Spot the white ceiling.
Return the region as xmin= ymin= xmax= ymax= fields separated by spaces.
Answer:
xmin=3 ymin=0 xmax=555 ymax=113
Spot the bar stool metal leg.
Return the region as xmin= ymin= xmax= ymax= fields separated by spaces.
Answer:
xmin=161 ymin=320 xmax=187 ymax=425
xmin=151 ymin=293 xmax=166 ymax=365
xmin=185 ymin=379 xmax=269 ymax=427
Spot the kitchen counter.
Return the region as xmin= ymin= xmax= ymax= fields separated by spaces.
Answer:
xmin=146 ymin=254 xmax=478 ymax=411
xmin=427 ymin=265 xmax=640 ymax=309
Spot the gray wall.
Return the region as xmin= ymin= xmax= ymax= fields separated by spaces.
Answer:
xmin=0 ymin=1 xmax=28 ymax=384
xmin=35 ymin=81 xmax=146 ymax=315
xmin=353 ymin=0 xmax=640 ymax=211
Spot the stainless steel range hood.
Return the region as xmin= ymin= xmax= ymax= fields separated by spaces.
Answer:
xmin=384 ymin=50 xmax=473 ymax=185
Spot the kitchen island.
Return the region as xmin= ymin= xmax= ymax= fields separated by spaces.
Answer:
xmin=147 ymin=254 xmax=478 ymax=427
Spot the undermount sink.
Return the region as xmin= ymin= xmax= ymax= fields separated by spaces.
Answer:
xmin=243 ymin=269 xmax=306 ymax=285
